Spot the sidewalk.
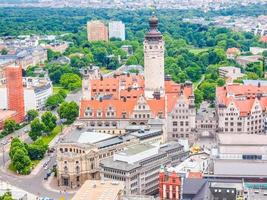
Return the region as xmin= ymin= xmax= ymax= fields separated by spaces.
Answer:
xmin=43 ymin=176 xmax=75 ymax=199
xmin=0 ymin=180 xmax=37 ymax=200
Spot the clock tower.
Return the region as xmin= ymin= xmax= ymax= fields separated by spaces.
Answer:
xmin=144 ymin=14 xmax=165 ymax=99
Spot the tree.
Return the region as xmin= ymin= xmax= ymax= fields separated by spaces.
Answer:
xmin=217 ymin=78 xmax=226 ymax=87
xmin=92 ymin=47 xmax=108 ymax=66
xmin=26 ymin=109 xmax=38 ymax=122
xmin=0 ymin=192 xmax=13 ymax=200
xmin=47 ymin=49 xmax=61 ymax=61
xmin=194 ymin=89 xmax=204 ymax=107
xmin=60 ymin=73 xmax=81 ymax=91
xmin=9 ymin=138 xmax=27 ymax=160
xmin=3 ymin=119 xmax=17 ymax=134
xmin=9 ymin=138 xmax=31 ymax=175
xmin=46 ymin=93 xmax=64 ymax=109
xmin=29 ymin=118 xmax=45 ymax=141
xmin=199 ymin=82 xmax=216 ymax=102
xmin=185 ymin=66 xmax=202 ymax=82
xmin=246 ymin=62 xmax=263 ymax=78
xmin=0 ymin=48 xmax=8 ymax=55
xmin=245 ymin=72 xmax=259 ymax=80
xmin=41 ymin=111 xmax=57 ymax=132
xmin=57 ymin=101 xmax=79 ymax=124
xmin=126 ymin=55 xmax=138 ymax=65
xmin=27 ymin=139 xmax=48 ymax=160
xmin=12 ymin=149 xmax=31 ymax=175
xmin=263 ymin=50 xmax=267 ymax=58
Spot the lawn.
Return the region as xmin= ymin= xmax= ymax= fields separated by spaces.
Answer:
xmin=53 ymin=86 xmax=69 ymax=95
xmin=188 ymin=47 xmax=210 ymax=54
xmin=41 ymin=125 xmax=62 ymax=145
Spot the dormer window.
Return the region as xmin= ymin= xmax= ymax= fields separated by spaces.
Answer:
xmin=97 ymin=111 xmax=102 ymax=117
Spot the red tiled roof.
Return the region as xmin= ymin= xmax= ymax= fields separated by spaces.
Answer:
xmin=260 ymin=36 xmax=267 ymax=43
xmin=147 ymin=98 xmax=165 ymax=116
xmin=80 ymin=74 xmax=194 ymax=119
xmin=226 ymin=47 xmax=240 ymax=54
xmin=80 ymin=99 xmax=137 ymax=118
xmin=216 ymin=84 xmax=267 ymax=116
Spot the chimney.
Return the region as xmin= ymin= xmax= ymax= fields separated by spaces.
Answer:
xmin=258 ymin=82 xmax=261 ymax=88
xmin=100 ymin=76 xmax=103 ymax=81
xmin=123 ymin=97 xmax=127 ymax=102
xmin=99 ymin=97 xmax=103 ymax=102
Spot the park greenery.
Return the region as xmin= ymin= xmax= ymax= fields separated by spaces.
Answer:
xmin=57 ymin=101 xmax=79 ymax=124
xmin=0 ymin=119 xmax=24 ymax=139
xmin=29 ymin=111 xmax=57 ymax=141
xmin=45 ymin=89 xmax=67 ymax=110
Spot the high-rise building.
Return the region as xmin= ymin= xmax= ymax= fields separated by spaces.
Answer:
xmin=5 ymin=63 xmax=25 ymax=123
xmin=87 ymin=20 xmax=108 ymax=41
xmin=108 ymin=21 xmax=125 ymax=41
xmin=144 ymin=15 xmax=165 ymax=99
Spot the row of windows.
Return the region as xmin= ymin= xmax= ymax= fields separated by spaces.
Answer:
xmin=92 ymin=88 xmax=117 ymax=92
xmin=173 ymin=121 xmax=189 ymax=126
xmin=172 ymin=128 xmax=190 ymax=132
xmin=172 ymin=133 xmax=189 ymax=138
xmin=104 ymin=174 xmax=126 ymax=181
xmin=242 ymin=155 xmax=262 ymax=160
xmin=103 ymin=167 xmax=126 ymax=175
xmin=60 ymin=148 xmax=85 ymax=154
xmin=172 ymin=115 xmax=189 ymax=119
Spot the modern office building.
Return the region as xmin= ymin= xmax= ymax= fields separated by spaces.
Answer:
xmin=109 ymin=21 xmax=125 ymax=41
xmin=87 ymin=20 xmax=108 ymax=41
xmin=100 ymin=142 xmax=188 ymax=196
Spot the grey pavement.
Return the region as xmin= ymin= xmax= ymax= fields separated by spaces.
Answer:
xmin=65 ymin=90 xmax=82 ymax=104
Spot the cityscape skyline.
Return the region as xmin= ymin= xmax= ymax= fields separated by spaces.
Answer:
xmin=0 ymin=2 xmax=267 ymax=200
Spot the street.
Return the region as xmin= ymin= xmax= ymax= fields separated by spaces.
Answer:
xmin=0 ymin=90 xmax=80 ymax=199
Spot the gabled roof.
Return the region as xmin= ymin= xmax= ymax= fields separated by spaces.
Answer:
xmin=216 ymin=84 xmax=267 ymax=116
xmin=80 ymin=99 xmax=137 ymax=118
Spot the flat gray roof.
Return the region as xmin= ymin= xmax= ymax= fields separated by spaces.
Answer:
xmin=218 ymin=134 xmax=267 ymax=146
xmin=214 ymin=159 xmax=267 ymax=177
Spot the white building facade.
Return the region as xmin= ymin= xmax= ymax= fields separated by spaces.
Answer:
xmin=0 ymin=76 xmax=53 ymax=112
xmin=108 ymin=21 xmax=125 ymax=41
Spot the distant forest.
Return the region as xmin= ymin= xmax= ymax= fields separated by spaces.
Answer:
xmin=0 ymin=3 xmax=266 ymax=36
